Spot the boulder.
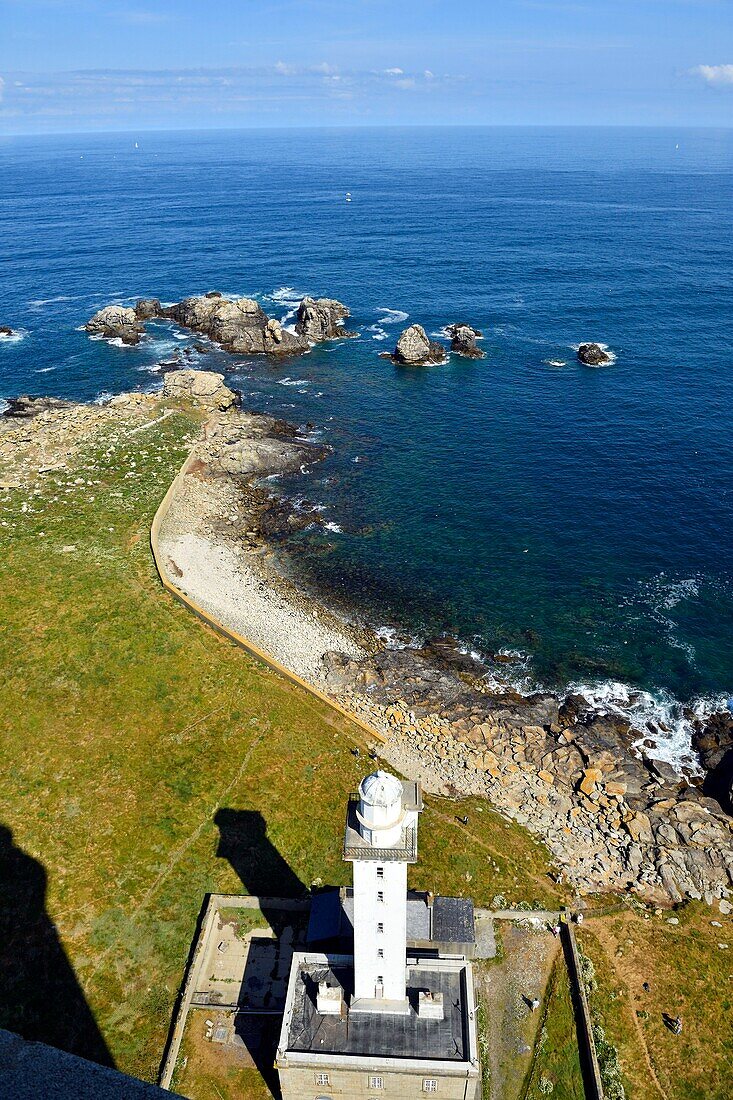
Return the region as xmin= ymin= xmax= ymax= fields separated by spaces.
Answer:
xmin=447 ymin=323 xmax=484 ymax=359
xmin=85 ymin=305 xmax=145 ymax=346
xmin=392 ymin=324 xmax=445 ymax=366
xmin=0 ymin=325 xmax=14 ymax=337
xmin=134 ymin=298 xmax=162 ymax=321
xmin=165 ymin=295 xmax=309 ymax=357
xmin=162 ymin=369 xmax=238 ymax=411
xmin=577 ymin=342 xmax=613 ymax=366
xmin=295 ymin=297 xmax=353 ymax=342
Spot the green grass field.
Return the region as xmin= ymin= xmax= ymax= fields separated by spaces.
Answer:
xmin=0 ymin=400 xmax=565 ymax=1085
xmin=523 ymin=956 xmax=585 ymax=1100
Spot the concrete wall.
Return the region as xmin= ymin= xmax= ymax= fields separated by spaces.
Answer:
xmin=353 ymin=860 xmax=407 ymax=1002
xmin=279 ymin=1063 xmax=480 ymax=1100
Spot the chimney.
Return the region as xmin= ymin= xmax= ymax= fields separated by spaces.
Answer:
xmin=418 ymin=991 xmax=444 ymax=1021
xmin=316 ymin=981 xmax=343 ymax=1016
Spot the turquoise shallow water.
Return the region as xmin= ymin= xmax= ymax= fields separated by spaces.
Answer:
xmin=1 ymin=126 xmax=732 ymax=751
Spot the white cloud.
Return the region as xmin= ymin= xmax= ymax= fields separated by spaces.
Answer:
xmin=311 ymin=62 xmax=338 ymax=75
xmin=383 ymin=67 xmax=404 ymax=76
xmin=0 ymin=77 xmax=4 ymax=104
xmin=424 ymin=70 xmax=434 ymax=79
xmin=274 ymin=60 xmax=296 ymax=76
xmin=690 ymin=64 xmax=733 ymax=86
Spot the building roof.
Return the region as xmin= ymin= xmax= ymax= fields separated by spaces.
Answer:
xmin=0 ymin=1030 xmax=178 ymax=1099
xmin=433 ymin=896 xmax=475 ymax=945
xmin=283 ymin=959 xmax=471 ymax=1063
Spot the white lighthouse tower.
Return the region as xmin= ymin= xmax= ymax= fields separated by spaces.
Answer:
xmin=343 ymin=769 xmax=423 ymax=1014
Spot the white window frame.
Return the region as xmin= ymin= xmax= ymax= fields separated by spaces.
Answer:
xmin=368 ymin=1075 xmax=384 ymax=1090
xmin=423 ymin=1081 xmax=438 ymax=1094
xmin=314 ymin=1072 xmax=330 ymax=1087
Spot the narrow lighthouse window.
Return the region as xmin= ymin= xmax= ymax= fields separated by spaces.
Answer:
xmin=377 ymin=922 xmax=384 ymax=933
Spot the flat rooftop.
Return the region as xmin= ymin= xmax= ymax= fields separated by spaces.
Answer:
xmin=283 ymin=957 xmax=470 ymax=1062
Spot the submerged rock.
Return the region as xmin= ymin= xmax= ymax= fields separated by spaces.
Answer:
xmin=577 ymin=342 xmax=613 ymax=366
xmin=85 ymin=305 xmax=145 ymax=346
xmin=0 ymin=325 xmax=14 ymax=337
xmin=162 ymin=369 xmax=238 ymax=411
xmin=391 ymin=324 xmax=445 ymax=365
xmin=447 ymin=323 xmax=485 ymax=359
xmin=295 ymin=296 xmax=353 ymax=342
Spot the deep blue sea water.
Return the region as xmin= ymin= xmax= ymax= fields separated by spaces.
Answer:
xmin=2 ymin=127 xmax=732 ymax=760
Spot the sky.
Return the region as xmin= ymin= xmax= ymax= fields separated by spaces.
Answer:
xmin=1 ymin=0 xmax=732 ymax=133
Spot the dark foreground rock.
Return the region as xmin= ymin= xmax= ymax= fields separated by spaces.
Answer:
xmin=386 ymin=324 xmax=446 ymax=365
xmin=134 ymin=298 xmax=163 ymax=321
xmin=0 ymin=325 xmax=14 ymax=337
xmin=577 ymin=342 xmax=613 ymax=366
xmin=693 ymin=709 xmax=733 ymax=811
xmin=3 ymin=395 xmax=76 ymax=419
xmin=295 ymin=297 xmax=354 ymax=342
xmin=447 ymin=323 xmax=485 ymax=359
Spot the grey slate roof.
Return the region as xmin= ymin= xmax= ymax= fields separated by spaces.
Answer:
xmin=286 ymin=963 xmax=469 ymax=1061
xmin=0 ymin=1029 xmax=178 ymax=1100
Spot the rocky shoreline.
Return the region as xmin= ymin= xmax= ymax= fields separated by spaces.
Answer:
xmin=3 ymin=368 xmax=731 ymax=909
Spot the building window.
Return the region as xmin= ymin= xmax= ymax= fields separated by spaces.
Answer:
xmin=377 ymin=948 xmax=384 ymax=958
xmin=369 ymin=1076 xmax=384 ymax=1090
xmin=377 ymin=890 xmax=384 ymax=903
xmin=423 ymin=1081 xmax=438 ymax=1094
xmin=315 ymin=1073 xmax=330 ymax=1087
xmin=377 ymin=975 xmax=384 ymax=984
xmin=376 ymin=866 xmax=384 ymax=878
xmin=377 ymin=922 xmax=384 ymax=934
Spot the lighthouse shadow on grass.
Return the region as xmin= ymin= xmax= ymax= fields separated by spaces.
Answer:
xmin=214 ymin=808 xmax=310 ymax=1099
xmin=0 ymin=823 xmax=114 ymax=1067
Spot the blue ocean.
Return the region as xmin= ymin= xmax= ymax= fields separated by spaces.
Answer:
xmin=2 ymin=127 xmax=732 ymax=757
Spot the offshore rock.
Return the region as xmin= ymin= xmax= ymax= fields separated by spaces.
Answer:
xmin=295 ymin=296 xmax=354 ymax=342
xmin=85 ymin=305 xmax=145 ymax=346
xmin=577 ymin=342 xmax=613 ymax=366
xmin=0 ymin=325 xmax=14 ymax=337
xmin=165 ymin=295 xmax=309 ymax=357
xmin=161 ymin=369 xmax=238 ymax=411
xmin=134 ymin=298 xmax=163 ymax=321
xmin=392 ymin=324 xmax=445 ymax=365
xmin=447 ymin=323 xmax=485 ymax=359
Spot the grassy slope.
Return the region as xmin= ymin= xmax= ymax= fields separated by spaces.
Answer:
xmin=580 ymin=905 xmax=733 ymax=1100
xmin=0 ymin=402 xmax=563 ymax=1085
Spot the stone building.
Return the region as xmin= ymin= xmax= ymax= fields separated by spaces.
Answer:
xmin=276 ymin=771 xmax=481 ymax=1100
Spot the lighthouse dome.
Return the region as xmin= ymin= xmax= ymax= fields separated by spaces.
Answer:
xmin=359 ymin=770 xmax=403 ymax=809
xmin=357 ymin=770 xmax=405 ymax=846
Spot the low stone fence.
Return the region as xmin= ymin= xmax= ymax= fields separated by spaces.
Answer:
xmin=561 ymin=918 xmax=605 ymax=1100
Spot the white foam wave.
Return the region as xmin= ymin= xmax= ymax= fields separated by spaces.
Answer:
xmin=369 ymin=324 xmax=389 ymax=341
xmin=0 ymin=398 xmax=9 ymax=415
xmin=375 ymin=625 xmax=424 ymax=650
xmin=27 ymin=294 xmax=82 ymax=308
xmin=543 ymin=359 xmax=567 ymax=367
xmin=376 ymin=308 xmax=409 ymax=324
xmin=276 ymin=377 xmax=311 ymax=387
xmin=33 ymin=366 xmax=56 ymax=374
xmin=566 ymin=679 xmax=712 ymax=773
xmin=93 ymin=391 xmax=114 ymax=406
xmin=269 ymin=286 xmax=303 ymax=305
xmin=323 ymin=521 xmax=342 ymax=533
